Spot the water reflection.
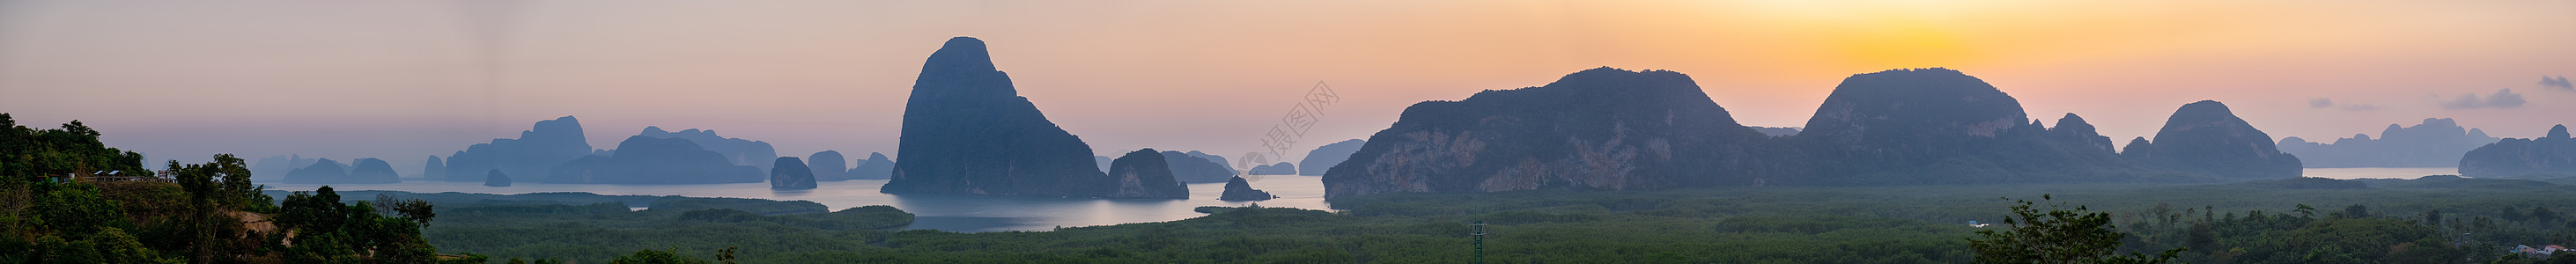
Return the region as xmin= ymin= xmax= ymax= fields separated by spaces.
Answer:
xmin=768 ymin=188 xmax=813 ymax=197
xmin=265 ymin=175 xmax=1335 ymax=232
xmin=2301 ymin=167 xmax=2460 ymax=180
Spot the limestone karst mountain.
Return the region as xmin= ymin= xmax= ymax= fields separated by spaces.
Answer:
xmin=423 ymin=156 xmax=446 ymax=180
xmin=1322 ymin=67 xmax=1769 ymax=199
xmin=284 ymin=158 xmax=353 ymax=184
xmin=1219 ymin=176 xmax=1277 ymax=201
xmin=879 ymin=36 xmax=1123 ymax=197
xmin=1248 ymin=162 xmax=1296 ymax=175
xmin=808 ymin=150 xmax=850 ymax=180
xmin=345 ymin=158 xmax=402 ymax=184
xmin=2277 ymin=118 xmax=2500 ymax=167
xmin=1104 ymin=149 xmax=1189 ymax=199
xmin=2122 ymin=100 xmax=2303 ymax=180
xmin=441 ymin=116 xmax=591 ymax=182
xmin=2459 ymin=125 xmax=2575 ymax=178
xmin=547 ymin=136 xmax=762 ymax=184
xmin=1774 ymin=68 xmax=2142 ymax=185
xmin=850 ymin=152 xmax=895 ymax=180
xmin=484 ymin=169 xmax=512 ymax=187
xmin=1161 ymin=150 xmax=1238 ymax=184
xmin=771 ymin=157 xmax=818 ymax=190
xmin=1321 ymin=68 xmax=2299 ymax=199
xmin=638 ymin=126 xmax=780 ymax=172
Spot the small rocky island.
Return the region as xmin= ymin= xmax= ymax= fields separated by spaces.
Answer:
xmin=483 ymin=169 xmax=511 ymax=187
xmin=1104 ymin=149 xmax=1190 ymax=199
xmin=1219 ymin=176 xmax=1276 ymax=201
xmin=771 ymin=157 xmax=817 ymax=190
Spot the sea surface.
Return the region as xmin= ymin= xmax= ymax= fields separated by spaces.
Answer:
xmin=262 ymin=174 xmax=1330 ymax=232
xmin=2301 ymin=167 xmax=2461 ymax=180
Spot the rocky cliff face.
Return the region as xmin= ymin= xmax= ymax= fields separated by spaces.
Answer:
xmin=345 ymin=158 xmax=402 ymax=184
xmin=1162 ymin=150 xmax=1238 ymax=183
xmin=771 ymin=157 xmax=817 ymax=189
xmin=808 ymin=150 xmax=849 ymax=180
xmin=851 ymin=152 xmax=894 ymax=180
xmin=880 ymin=36 xmax=1120 ymax=197
xmin=1103 ymin=149 xmax=1188 ymax=199
xmin=1248 ymin=162 xmax=1296 ymax=175
xmin=483 ymin=169 xmax=512 ymax=187
xmin=442 ymin=116 xmax=591 ymax=181
xmin=638 ymin=126 xmax=779 ymax=172
xmin=549 ymin=136 xmax=762 ymax=184
xmin=2122 ymin=100 xmax=2302 ymax=180
xmin=2047 ymin=114 xmax=2116 ymax=152
xmin=548 ymin=156 xmax=604 ymax=184
xmin=1219 ymin=176 xmax=1276 ymax=201
xmin=1321 ymin=67 xmax=1769 ymax=199
xmin=1297 ymin=139 xmax=1365 ymax=176
xmin=423 ymin=156 xmax=445 ymax=181
xmin=1313 ymin=68 xmax=2309 ymax=199
xmin=2278 ymin=118 xmax=2500 ymax=167
xmin=1777 ymin=68 xmax=2143 ymax=185
xmin=1183 ymin=150 xmax=1237 ymax=174
xmin=2459 ymin=125 xmax=2576 ymax=178
xmin=284 ymin=158 xmax=351 ymax=184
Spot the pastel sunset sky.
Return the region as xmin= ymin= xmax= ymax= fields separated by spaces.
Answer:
xmin=3 ymin=0 xmax=2571 ymax=171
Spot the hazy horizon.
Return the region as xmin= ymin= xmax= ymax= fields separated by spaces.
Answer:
xmin=4 ymin=0 xmax=2572 ymax=170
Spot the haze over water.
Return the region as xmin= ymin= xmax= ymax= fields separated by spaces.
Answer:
xmin=257 ymin=167 xmax=2456 ymax=232
xmin=263 ymin=175 xmax=1332 ymax=232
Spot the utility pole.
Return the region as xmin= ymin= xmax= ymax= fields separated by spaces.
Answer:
xmin=1472 ymin=221 xmax=1487 ymax=264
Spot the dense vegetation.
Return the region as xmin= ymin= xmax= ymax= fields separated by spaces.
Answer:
xmin=419 ymin=202 xmax=905 ymax=262
xmin=394 ymin=176 xmax=2576 ymax=263
xmin=0 ymin=114 xmax=474 ymax=263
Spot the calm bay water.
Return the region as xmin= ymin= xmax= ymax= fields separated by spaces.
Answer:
xmin=262 ymin=174 xmax=1331 ymax=232
xmin=261 ymin=167 xmax=2448 ymax=232
xmin=2301 ymin=167 xmax=2461 ymax=180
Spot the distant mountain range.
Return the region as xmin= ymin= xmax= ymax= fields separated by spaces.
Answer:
xmin=440 ymin=116 xmax=591 ymax=182
xmin=284 ymin=37 xmax=2336 ymax=202
xmin=2278 ymin=118 xmax=2500 ymax=168
xmin=638 ymin=127 xmax=779 ymax=172
xmin=2460 ymin=125 xmax=2574 ymax=178
xmin=1322 ymin=67 xmax=2302 ymax=199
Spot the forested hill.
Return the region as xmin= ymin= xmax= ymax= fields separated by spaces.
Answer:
xmin=4 ymin=113 xmax=461 ymax=263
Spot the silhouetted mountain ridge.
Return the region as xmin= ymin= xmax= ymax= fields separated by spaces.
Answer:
xmin=2460 ymin=125 xmax=2576 ymax=178
xmin=880 ymin=36 xmax=1131 ymax=197
xmin=2278 ymin=118 xmax=2499 ymax=167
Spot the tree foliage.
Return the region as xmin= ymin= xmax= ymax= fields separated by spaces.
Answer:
xmin=0 ymin=114 xmax=468 ymax=263
xmin=1970 ymin=194 xmax=2182 ymax=264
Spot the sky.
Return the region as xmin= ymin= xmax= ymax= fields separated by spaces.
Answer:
xmin=3 ymin=0 xmax=2572 ymax=172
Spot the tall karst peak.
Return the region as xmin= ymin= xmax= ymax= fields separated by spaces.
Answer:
xmin=2157 ymin=100 xmax=2249 ymax=134
xmin=2049 ymin=113 xmax=2116 ymax=152
xmin=1802 ymin=68 xmax=2026 ymax=143
xmin=1778 ymin=68 xmax=2155 ymax=185
xmin=1321 ymin=67 xmax=1765 ymax=199
xmin=883 ymin=36 xmax=1115 ymax=197
xmin=2129 ymin=100 xmax=2301 ymax=179
xmin=912 ymin=36 xmax=1015 ymax=99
